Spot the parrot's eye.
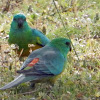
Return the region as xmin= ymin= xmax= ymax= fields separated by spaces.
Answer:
xmin=24 ymin=18 xmax=26 ymax=21
xmin=14 ymin=18 xmax=17 ymax=21
xmin=66 ymin=42 xmax=70 ymax=46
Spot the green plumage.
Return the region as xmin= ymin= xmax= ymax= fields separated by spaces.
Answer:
xmin=8 ymin=14 xmax=50 ymax=56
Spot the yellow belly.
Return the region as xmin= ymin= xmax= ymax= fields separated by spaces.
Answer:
xmin=14 ymin=45 xmax=42 ymax=57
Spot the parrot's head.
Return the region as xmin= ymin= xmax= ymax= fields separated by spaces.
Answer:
xmin=11 ymin=14 xmax=29 ymax=29
xmin=49 ymin=38 xmax=71 ymax=57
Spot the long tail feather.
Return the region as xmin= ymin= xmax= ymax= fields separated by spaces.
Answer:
xmin=0 ymin=74 xmax=32 ymax=90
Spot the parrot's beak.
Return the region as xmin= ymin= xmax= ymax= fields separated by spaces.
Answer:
xmin=70 ymin=47 xmax=71 ymax=51
xmin=70 ymin=45 xmax=71 ymax=51
xmin=18 ymin=19 xmax=24 ymax=28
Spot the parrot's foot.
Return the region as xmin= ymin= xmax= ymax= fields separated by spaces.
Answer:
xmin=30 ymin=83 xmax=35 ymax=89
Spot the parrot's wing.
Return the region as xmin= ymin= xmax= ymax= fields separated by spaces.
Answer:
xmin=20 ymin=48 xmax=43 ymax=70
xmin=32 ymin=28 xmax=44 ymax=35
xmin=20 ymin=46 xmax=54 ymax=70
xmin=32 ymin=29 xmax=50 ymax=46
xmin=17 ymin=49 xmax=65 ymax=77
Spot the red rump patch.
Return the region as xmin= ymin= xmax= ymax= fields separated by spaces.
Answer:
xmin=28 ymin=58 xmax=39 ymax=67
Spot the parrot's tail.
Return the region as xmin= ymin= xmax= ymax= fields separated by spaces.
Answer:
xmin=0 ymin=74 xmax=32 ymax=90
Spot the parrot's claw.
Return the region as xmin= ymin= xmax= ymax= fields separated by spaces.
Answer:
xmin=30 ymin=83 xmax=35 ymax=89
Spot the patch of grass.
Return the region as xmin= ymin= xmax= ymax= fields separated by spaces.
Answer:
xmin=0 ymin=0 xmax=100 ymax=100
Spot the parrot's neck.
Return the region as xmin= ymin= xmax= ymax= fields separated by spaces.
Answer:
xmin=48 ymin=44 xmax=68 ymax=58
xmin=11 ymin=25 xmax=31 ymax=32
xmin=58 ymin=48 xmax=68 ymax=58
xmin=9 ymin=26 xmax=33 ymax=49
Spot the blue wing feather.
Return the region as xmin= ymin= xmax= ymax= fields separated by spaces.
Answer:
xmin=32 ymin=29 xmax=50 ymax=46
xmin=19 ymin=46 xmax=65 ymax=76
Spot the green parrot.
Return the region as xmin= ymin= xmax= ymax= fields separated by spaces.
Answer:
xmin=8 ymin=14 xmax=50 ymax=57
xmin=0 ymin=38 xmax=71 ymax=90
